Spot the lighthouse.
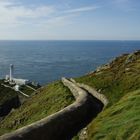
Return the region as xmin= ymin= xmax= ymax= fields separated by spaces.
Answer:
xmin=5 ymin=64 xmax=29 ymax=85
xmin=9 ymin=64 xmax=14 ymax=82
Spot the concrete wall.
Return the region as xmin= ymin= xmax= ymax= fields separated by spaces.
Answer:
xmin=70 ymin=78 xmax=108 ymax=106
xmin=0 ymin=78 xmax=104 ymax=140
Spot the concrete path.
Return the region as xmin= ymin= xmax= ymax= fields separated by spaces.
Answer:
xmin=26 ymin=85 xmax=36 ymax=91
xmin=18 ymin=90 xmax=29 ymax=98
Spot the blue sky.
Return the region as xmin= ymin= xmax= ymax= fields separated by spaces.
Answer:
xmin=0 ymin=0 xmax=140 ymax=40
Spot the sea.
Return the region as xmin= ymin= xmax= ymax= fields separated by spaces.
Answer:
xmin=0 ymin=40 xmax=139 ymax=85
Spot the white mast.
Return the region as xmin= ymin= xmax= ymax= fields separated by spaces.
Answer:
xmin=10 ymin=64 xmax=14 ymax=82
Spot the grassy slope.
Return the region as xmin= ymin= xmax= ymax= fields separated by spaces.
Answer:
xmin=0 ymin=80 xmax=18 ymax=106
xmin=20 ymin=85 xmax=35 ymax=96
xmin=0 ymin=80 xmax=35 ymax=106
xmin=75 ymin=51 xmax=140 ymax=140
xmin=0 ymin=81 xmax=74 ymax=135
xmin=88 ymin=89 xmax=140 ymax=140
xmin=0 ymin=51 xmax=140 ymax=139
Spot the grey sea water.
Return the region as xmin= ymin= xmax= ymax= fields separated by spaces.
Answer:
xmin=0 ymin=40 xmax=139 ymax=85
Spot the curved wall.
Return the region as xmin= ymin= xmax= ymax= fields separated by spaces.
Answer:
xmin=0 ymin=78 xmax=104 ymax=140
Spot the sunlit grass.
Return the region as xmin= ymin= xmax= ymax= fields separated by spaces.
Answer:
xmin=0 ymin=81 xmax=74 ymax=135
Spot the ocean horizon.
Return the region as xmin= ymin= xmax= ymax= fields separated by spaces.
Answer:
xmin=0 ymin=40 xmax=140 ymax=85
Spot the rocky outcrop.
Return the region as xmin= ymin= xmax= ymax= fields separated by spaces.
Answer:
xmin=0 ymin=78 xmax=105 ymax=140
xmin=125 ymin=50 xmax=140 ymax=64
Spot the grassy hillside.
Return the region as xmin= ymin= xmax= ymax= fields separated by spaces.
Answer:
xmin=0 ymin=80 xmax=39 ymax=119
xmin=0 ymin=80 xmax=36 ymax=106
xmin=76 ymin=51 xmax=140 ymax=107
xmin=0 ymin=50 xmax=139 ymax=139
xmin=20 ymin=85 xmax=35 ymax=96
xmin=0 ymin=81 xmax=74 ymax=135
xmin=87 ymin=89 xmax=140 ymax=140
xmin=75 ymin=50 xmax=140 ymax=139
xmin=0 ymin=80 xmax=18 ymax=106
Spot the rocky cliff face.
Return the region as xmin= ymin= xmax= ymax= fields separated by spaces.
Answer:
xmin=0 ymin=96 xmax=21 ymax=118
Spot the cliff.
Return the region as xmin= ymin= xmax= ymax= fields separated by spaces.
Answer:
xmin=0 ymin=84 xmax=20 ymax=118
xmin=0 ymin=50 xmax=140 ymax=140
xmin=0 ymin=96 xmax=20 ymax=118
xmin=74 ymin=50 xmax=140 ymax=140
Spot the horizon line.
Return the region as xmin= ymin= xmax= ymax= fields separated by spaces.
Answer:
xmin=0 ymin=39 xmax=140 ymax=41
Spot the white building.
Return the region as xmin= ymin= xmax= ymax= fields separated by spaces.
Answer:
xmin=12 ymin=78 xmax=29 ymax=85
xmin=14 ymin=85 xmax=20 ymax=91
xmin=5 ymin=75 xmax=10 ymax=81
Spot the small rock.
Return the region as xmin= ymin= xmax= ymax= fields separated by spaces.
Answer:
xmin=125 ymin=68 xmax=130 ymax=71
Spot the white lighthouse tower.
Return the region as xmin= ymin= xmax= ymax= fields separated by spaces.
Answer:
xmin=10 ymin=64 xmax=14 ymax=82
xmin=5 ymin=64 xmax=29 ymax=85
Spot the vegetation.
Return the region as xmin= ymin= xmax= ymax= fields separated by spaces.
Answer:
xmin=87 ymin=89 xmax=140 ymax=140
xmin=20 ymin=85 xmax=35 ymax=96
xmin=0 ymin=50 xmax=140 ymax=139
xmin=76 ymin=51 xmax=140 ymax=107
xmin=27 ymin=82 xmax=41 ymax=89
xmin=0 ymin=81 xmax=74 ymax=135
xmin=0 ymin=81 xmax=18 ymax=106
xmin=75 ymin=50 xmax=140 ymax=139
xmin=0 ymin=81 xmax=36 ymax=106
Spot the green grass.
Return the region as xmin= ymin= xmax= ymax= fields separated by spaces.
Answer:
xmin=0 ymin=81 xmax=38 ymax=106
xmin=20 ymin=85 xmax=35 ymax=96
xmin=1 ymin=51 xmax=140 ymax=139
xmin=74 ymin=51 xmax=140 ymax=140
xmin=76 ymin=51 xmax=140 ymax=107
xmin=0 ymin=81 xmax=74 ymax=135
xmin=87 ymin=89 xmax=140 ymax=140
xmin=0 ymin=82 xmax=18 ymax=106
